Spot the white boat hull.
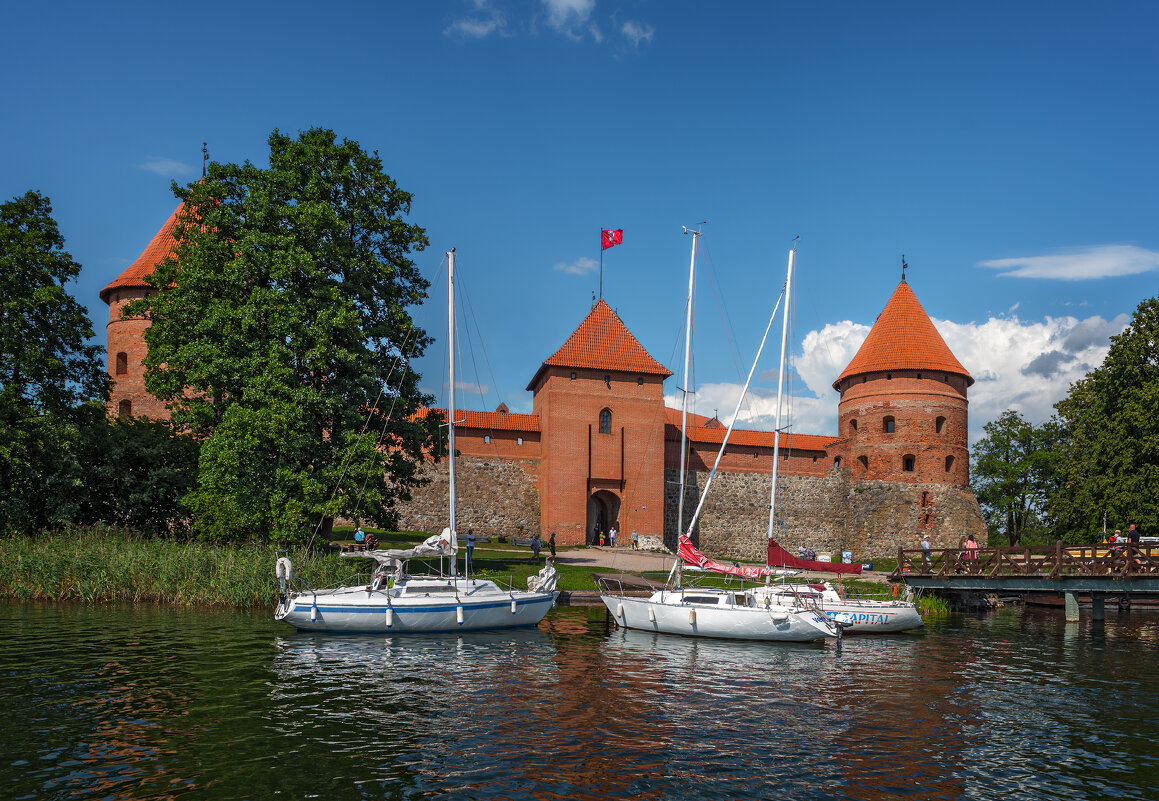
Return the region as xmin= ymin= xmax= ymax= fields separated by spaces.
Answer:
xmin=276 ymin=581 xmax=557 ymax=633
xmin=751 ymin=586 xmax=923 ymax=633
xmin=600 ymin=591 xmax=834 ymax=642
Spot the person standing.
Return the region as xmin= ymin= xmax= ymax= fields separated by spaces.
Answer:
xmin=548 ymin=531 xmax=557 ymax=559
xmin=631 ymin=530 xmax=639 ymax=550
xmin=921 ymin=534 xmax=931 ymax=571
xmin=531 ymin=532 xmax=542 ymax=558
xmin=965 ymin=534 xmax=980 ymax=564
xmin=609 ymin=525 xmax=617 ymax=548
xmin=465 ymin=528 xmax=475 ymax=572
xmin=354 ymin=526 xmax=365 ymax=544
xmin=1128 ymin=523 xmax=1141 ymax=544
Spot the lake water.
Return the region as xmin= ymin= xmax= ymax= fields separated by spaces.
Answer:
xmin=3 ymin=600 xmax=1158 ymax=800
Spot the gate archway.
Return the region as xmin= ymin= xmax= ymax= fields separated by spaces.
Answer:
xmin=586 ymin=490 xmax=621 ymax=545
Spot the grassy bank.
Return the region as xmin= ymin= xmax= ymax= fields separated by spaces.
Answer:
xmin=0 ymin=527 xmax=611 ymax=607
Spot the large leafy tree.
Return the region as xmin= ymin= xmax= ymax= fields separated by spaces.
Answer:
xmin=0 ymin=191 xmax=108 ymax=533
xmin=970 ymin=410 xmax=1063 ymax=546
xmin=1051 ymin=296 xmax=1159 ymax=540
xmin=127 ymin=128 xmax=438 ymax=544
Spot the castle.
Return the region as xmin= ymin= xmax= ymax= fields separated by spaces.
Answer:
xmin=101 ymin=202 xmax=987 ymax=560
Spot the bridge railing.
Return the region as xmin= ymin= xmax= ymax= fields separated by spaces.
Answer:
xmin=889 ymin=542 xmax=1159 ymax=582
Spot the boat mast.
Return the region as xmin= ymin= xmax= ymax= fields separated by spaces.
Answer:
xmin=677 ymin=227 xmax=701 ymax=538
xmin=766 ymin=246 xmax=796 ymax=542
xmin=447 ymin=250 xmax=458 ymax=575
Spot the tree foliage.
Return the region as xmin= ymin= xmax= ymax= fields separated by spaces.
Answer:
xmin=0 ymin=191 xmax=109 ymax=533
xmin=127 ymin=128 xmax=438 ymax=544
xmin=970 ymin=410 xmax=1063 ymax=546
xmin=1051 ymin=296 xmax=1159 ymax=539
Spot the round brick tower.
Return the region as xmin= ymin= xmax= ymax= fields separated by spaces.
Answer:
xmin=832 ymin=277 xmax=973 ymax=487
xmin=99 ymin=202 xmax=183 ymax=420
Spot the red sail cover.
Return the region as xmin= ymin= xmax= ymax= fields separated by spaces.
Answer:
xmin=678 ymin=535 xmax=780 ymax=580
xmin=767 ymin=539 xmax=863 ymax=574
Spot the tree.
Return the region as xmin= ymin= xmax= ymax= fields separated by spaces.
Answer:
xmin=75 ymin=412 xmax=200 ymax=536
xmin=970 ymin=410 xmax=1063 ymax=546
xmin=1051 ymin=296 xmax=1159 ymax=540
xmin=0 ymin=191 xmax=108 ymax=533
xmin=127 ymin=128 xmax=438 ymax=544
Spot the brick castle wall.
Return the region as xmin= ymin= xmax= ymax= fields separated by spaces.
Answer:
xmin=395 ymin=455 xmax=541 ymax=540
xmin=105 ymin=288 xmax=170 ymax=420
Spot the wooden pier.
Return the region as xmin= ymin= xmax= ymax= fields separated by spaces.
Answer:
xmin=890 ymin=542 xmax=1159 ymax=620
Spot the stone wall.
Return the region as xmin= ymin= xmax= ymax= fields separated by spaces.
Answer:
xmin=664 ymin=466 xmax=987 ymax=563
xmin=396 ymin=456 xmax=541 ymax=540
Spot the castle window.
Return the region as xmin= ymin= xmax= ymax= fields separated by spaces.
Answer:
xmin=599 ymin=408 xmax=612 ymax=434
xmin=903 ymin=455 xmax=915 ymax=472
xmin=883 ymin=416 xmax=895 ymax=434
xmin=945 ymin=455 xmax=955 ymax=472
xmin=115 ymin=352 xmax=128 ymax=375
xmin=604 ymin=374 xmax=611 ymax=388
xmin=850 ymin=419 xmax=858 ymax=433
xmin=857 ymin=455 xmax=868 ymax=471
xmin=484 ymin=435 xmax=491 ymax=444
xmin=917 ymin=373 xmax=922 ymax=380
xmin=517 ymin=437 xmax=523 ymax=445
xmin=637 ymin=376 xmax=644 ymax=386
xmin=570 ymin=372 xmax=577 ymax=380
xmin=936 ymin=416 xmax=946 ymax=434
xmin=118 ymin=399 xmax=131 ymax=417
xmin=887 ymin=373 xmax=892 ymax=380
xmin=834 ymin=456 xmax=841 ymax=469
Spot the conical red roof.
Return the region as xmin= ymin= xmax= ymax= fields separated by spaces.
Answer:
xmin=100 ymin=201 xmax=183 ymax=303
xmin=834 ymin=280 xmax=972 ymax=388
xmin=527 ymin=299 xmax=672 ymax=389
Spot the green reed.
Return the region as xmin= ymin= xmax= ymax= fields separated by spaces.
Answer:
xmin=917 ymin=592 xmax=951 ymax=616
xmin=0 ymin=526 xmax=365 ymax=608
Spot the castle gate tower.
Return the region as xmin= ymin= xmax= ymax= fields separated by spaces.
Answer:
xmin=527 ymin=300 xmax=672 ymax=546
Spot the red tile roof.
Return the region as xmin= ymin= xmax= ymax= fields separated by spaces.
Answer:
xmin=834 ymin=280 xmax=973 ymax=388
xmin=433 ymin=408 xmax=541 ymax=433
xmin=100 ymin=201 xmax=183 ymax=303
xmin=664 ymin=406 xmax=840 ymax=451
xmin=526 ymin=299 xmax=672 ymax=390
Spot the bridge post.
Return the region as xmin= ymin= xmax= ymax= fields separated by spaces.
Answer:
xmin=1091 ymin=593 xmax=1105 ymax=621
xmin=1064 ymin=591 xmax=1079 ymax=622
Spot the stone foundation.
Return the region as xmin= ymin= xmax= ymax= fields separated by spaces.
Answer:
xmin=396 ymin=456 xmax=541 ymax=540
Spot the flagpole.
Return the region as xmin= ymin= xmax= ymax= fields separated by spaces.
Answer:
xmin=599 ymin=228 xmax=603 ymax=301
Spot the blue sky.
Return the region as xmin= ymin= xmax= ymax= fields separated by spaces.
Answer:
xmin=3 ymin=1 xmax=1156 ymax=443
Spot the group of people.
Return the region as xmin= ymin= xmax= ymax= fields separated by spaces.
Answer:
xmin=590 ymin=524 xmax=632 ymax=547
xmin=796 ymin=545 xmax=818 ymax=562
xmin=1106 ymin=523 xmax=1144 ymax=545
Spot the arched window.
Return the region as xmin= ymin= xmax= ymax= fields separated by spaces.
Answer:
xmin=115 ymin=352 xmax=128 ymax=375
xmin=599 ymin=408 xmax=612 ymax=434
xmin=902 ymin=455 xmax=915 ymax=472
xmin=945 ymin=455 xmax=955 ymax=472
xmin=118 ymin=399 xmax=132 ymax=417
xmin=857 ymin=455 xmax=869 ymax=471
xmin=883 ymin=416 xmax=895 ymax=434
xmin=936 ymin=416 xmax=946 ymax=434
xmin=834 ymin=456 xmax=842 ymax=469
xmin=849 ymin=418 xmax=858 ymax=433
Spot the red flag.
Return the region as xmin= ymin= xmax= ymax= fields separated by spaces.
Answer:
xmin=601 ymin=229 xmax=623 ymax=250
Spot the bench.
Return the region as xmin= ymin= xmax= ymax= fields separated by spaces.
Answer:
xmin=511 ymin=536 xmax=536 ymax=548
xmin=470 ymin=535 xmax=491 ymax=545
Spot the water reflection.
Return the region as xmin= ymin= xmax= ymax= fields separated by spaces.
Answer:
xmin=3 ymin=602 xmax=1159 ymax=800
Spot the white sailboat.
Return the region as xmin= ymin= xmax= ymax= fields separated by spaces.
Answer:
xmin=275 ymin=250 xmax=559 ymax=633
xmin=598 ymin=234 xmax=837 ymax=643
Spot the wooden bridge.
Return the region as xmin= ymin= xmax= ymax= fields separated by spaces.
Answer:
xmin=889 ymin=542 xmax=1159 ymax=620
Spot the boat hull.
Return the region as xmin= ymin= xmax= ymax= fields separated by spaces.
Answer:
xmin=600 ymin=592 xmax=834 ymax=642
xmin=750 ymin=586 xmax=923 ymax=633
xmin=276 ymin=584 xmax=557 ymax=633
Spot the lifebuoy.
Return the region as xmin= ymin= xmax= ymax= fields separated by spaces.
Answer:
xmin=276 ymin=557 xmax=293 ymax=582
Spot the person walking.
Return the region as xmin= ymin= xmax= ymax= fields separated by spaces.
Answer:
xmin=964 ymin=533 xmax=980 ymax=567
xmin=465 ymin=528 xmax=475 ymax=572
xmin=921 ymin=534 xmax=932 ymax=571
xmin=548 ymin=531 xmax=557 ymax=559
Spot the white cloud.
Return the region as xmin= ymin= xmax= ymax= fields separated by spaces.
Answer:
xmin=136 ymin=157 xmax=195 ymax=176
xmin=444 ymin=1 xmax=508 ymax=38
xmin=665 ymin=312 xmax=1130 ymax=446
xmin=542 ymin=0 xmax=595 ymax=39
xmin=980 ymin=245 xmax=1159 ymax=280
xmin=621 ymin=20 xmax=654 ymax=46
xmin=553 ymin=256 xmax=598 ymax=275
